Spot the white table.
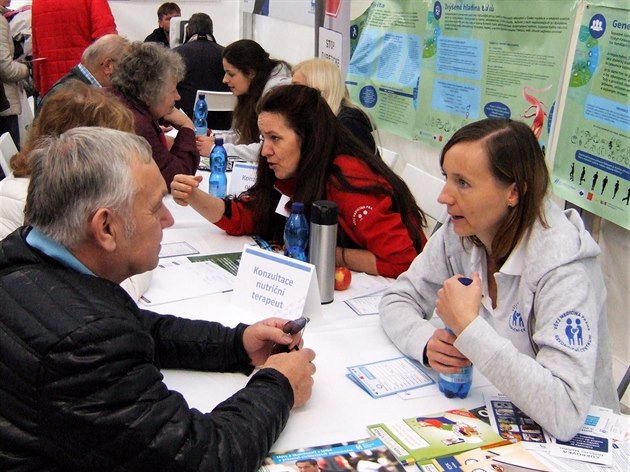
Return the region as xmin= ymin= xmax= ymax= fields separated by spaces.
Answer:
xmin=151 ymin=196 xmax=489 ymax=453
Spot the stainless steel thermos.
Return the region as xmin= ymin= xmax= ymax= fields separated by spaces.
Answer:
xmin=308 ymin=200 xmax=338 ymax=304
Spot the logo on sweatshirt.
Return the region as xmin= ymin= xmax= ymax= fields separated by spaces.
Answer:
xmin=509 ymin=303 xmax=525 ymax=332
xmin=351 ymin=205 xmax=373 ymax=226
xmin=552 ymin=311 xmax=592 ymax=352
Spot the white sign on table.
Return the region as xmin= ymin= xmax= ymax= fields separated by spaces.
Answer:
xmin=232 ymin=245 xmax=321 ymax=319
xmin=229 ymin=162 xmax=257 ymax=196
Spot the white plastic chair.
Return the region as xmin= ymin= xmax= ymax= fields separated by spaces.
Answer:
xmin=618 ymin=365 xmax=630 ymax=401
xmin=400 ymin=163 xmax=447 ymax=236
xmin=378 ymin=146 xmax=398 ymax=169
xmin=0 ymin=132 xmax=18 ymax=176
xmin=196 ymin=90 xmax=237 ymax=113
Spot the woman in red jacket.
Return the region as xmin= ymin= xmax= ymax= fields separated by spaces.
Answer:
xmin=172 ymin=84 xmax=426 ymax=278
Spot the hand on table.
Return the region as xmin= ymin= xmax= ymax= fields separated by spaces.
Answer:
xmin=263 ymin=349 xmax=316 ymax=408
xmin=244 ymin=317 xmax=316 ymax=408
xmin=242 ymin=317 xmax=304 ymax=365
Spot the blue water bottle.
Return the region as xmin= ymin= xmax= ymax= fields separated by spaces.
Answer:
xmin=193 ymin=94 xmax=208 ymax=136
xmin=208 ymin=137 xmax=227 ymax=198
xmin=284 ymin=202 xmax=309 ymax=262
xmin=438 ymin=277 xmax=474 ymax=399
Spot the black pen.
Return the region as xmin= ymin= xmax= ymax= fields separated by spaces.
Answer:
xmin=282 ymin=316 xmax=309 ymax=335
xmin=271 ymin=317 xmax=310 ymax=354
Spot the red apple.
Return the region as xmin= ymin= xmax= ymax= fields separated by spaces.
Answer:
xmin=334 ymin=266 xmax=352 ymax=291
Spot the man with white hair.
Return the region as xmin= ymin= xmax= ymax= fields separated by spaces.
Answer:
xmin=38 ymin=34 xmax=129 ymax=110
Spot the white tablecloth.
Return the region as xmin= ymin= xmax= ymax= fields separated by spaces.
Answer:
xmin=152 ymin=196 xmax=489 ymax=453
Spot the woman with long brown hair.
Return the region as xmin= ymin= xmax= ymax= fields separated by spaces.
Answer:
xmin=173 ymin=84 xmax=426 ymax=278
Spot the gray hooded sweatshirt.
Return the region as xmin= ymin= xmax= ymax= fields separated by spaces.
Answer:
xmin=379 ymin=200 xmax=619 ymax=441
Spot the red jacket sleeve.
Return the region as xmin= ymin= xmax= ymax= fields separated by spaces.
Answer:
xmin=329 ymin=156 xmax=422 ymax=278
xmin=214 ymin=199 xmax=257 ymax=235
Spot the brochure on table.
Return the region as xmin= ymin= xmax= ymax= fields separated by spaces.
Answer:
xmin=258 ymin=436 xmax=406 ymax=471
xmin=232 ymin=245 xmax=322 ymax=319
xmin=140 ymin=243 xmax=237 ymax=306
xmin=425 ymin=441 xmax=553 ymax=472
xmin=550 ymin=405 xmax=614 ymax=466
xmin=346 ymin=356 xmax=434 ymax=398
xmin=484 ymin=392 xmax=552 ymax=451
xmin=368 ymin=408 xmax=507 ymax=466
xmin=485 ymin=392 xmax=616 ymax=466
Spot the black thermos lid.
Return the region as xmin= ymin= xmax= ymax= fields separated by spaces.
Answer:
xmin=311 ymin=200 xmax=338 ymax=225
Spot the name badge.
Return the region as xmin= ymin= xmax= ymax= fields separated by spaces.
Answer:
xmin=275 ymin=194 xmax=291 ymax=217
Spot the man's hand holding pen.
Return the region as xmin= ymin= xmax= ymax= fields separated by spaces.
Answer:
xmin=271 ymin=317 xmax=309 ymax=354
xmin=243 ymin=317 xmax=315 ymax=408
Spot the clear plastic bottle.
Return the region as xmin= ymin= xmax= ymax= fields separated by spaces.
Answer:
xmin=284 ymin=202 xmax=309 ymax=262
xmin=193 ymin=94 xmax=208 ymax=136
xmin=208 ymin=137 xmax=227 ymax=198
xmin=438 ymin=277 xmax=473 ymax=398
xmin=438 ymin=328 xmax=473 ymax=399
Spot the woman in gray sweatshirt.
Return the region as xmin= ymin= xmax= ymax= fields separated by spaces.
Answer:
xmin=379 ymin=118 xmax=619 ymax=441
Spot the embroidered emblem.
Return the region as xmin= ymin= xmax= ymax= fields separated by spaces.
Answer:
xmin=351 ymin=205 xmax=373 ymax=226
xmin=509 ymin=303 xmax=525 ymax=332
xmin=552 ymin=311 xmax=592 ymax=352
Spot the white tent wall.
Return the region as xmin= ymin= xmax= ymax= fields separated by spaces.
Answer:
xmin=109 ymin=1 xmax=241 ymax=45
xmin=108 ymin=1 xmax=312 ymax=65
xmin=113 ymin=0 xmax=630 ymax=415
xmin=14 ymin=0 xmax=627 ymax=412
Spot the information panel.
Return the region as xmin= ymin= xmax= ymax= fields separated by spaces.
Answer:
xmin=552 ymin=3 xmax=630 ymax=229
xmin=347 ymin=0 xmax=577 ymax=151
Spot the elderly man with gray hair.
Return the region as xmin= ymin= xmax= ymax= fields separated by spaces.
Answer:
xmin=0 ymin=127 xmax=316 ymax=470
xmin=38 ymin=33 xmax=129 ymax=111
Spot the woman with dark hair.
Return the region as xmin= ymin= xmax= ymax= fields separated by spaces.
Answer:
xmin=172 ymin=84 xmax=426 ymax=278
xmin=197 ymin=39 xmax=291 ymax=161
xmin=380 ymin=118 xmax=618 ymax=440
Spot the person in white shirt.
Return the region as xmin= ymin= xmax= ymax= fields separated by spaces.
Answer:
xmin=196 ymin=39 xmax=291 ymax=161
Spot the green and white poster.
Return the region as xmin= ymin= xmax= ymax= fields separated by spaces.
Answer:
xmin=347 ymin=1 xmax=427 ymax=138
xmin=552 ymin=2 xmax=630 ymax=229
xmin=347 ymin=0 xmax=578 ymax=149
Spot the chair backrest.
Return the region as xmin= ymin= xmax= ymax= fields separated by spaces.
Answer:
xmin=0 ymin=132 xmax=18 ymax=176
xmin=196 ymin=90 xmax=237 ymax=112
xmin=618 ymin=364 xmax=630 ymax=401
xmin=400 ymin=163 xmax=447 ymax=235
xmin=378 ymin=146 xmax=398 ymax=169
